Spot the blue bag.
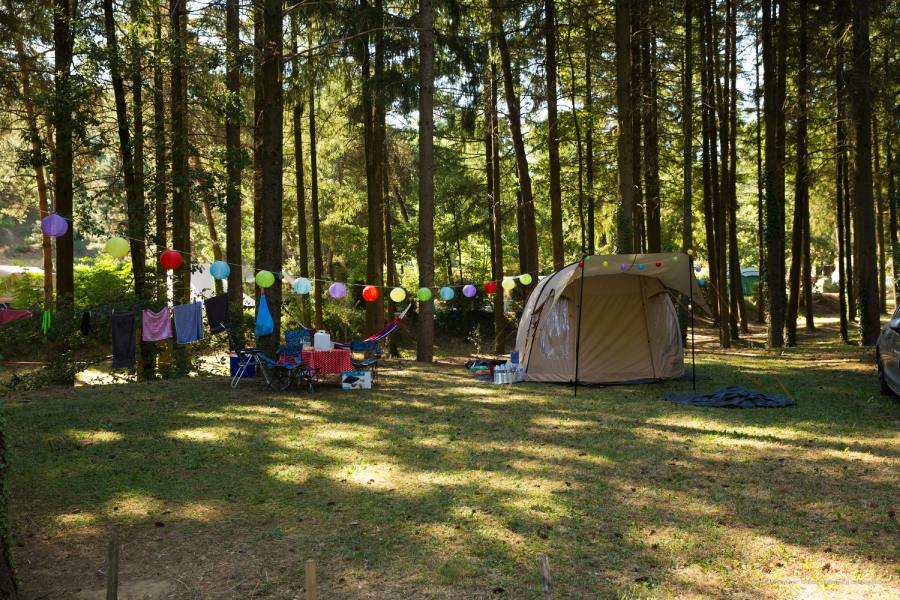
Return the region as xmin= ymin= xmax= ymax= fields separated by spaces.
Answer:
xmin=255 ymin=293 xmax=274 ymax=336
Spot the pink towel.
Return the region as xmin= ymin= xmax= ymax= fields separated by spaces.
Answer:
xmin=142 ymin=307 xmax=173 ymax=342
xmin=0 ymin=309 xmax=32 ymax=326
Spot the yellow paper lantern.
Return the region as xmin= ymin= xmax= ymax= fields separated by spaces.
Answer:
xmin=501 ymin=278 xmax=516 ymax=291
xmin=105 ymin=236 xmax=130 ymax=258
xmin=389 ymin=287 xmax=406 ymax=302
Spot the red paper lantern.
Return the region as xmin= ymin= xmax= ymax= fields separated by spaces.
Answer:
xmin=160 ymin=249 xmax=182 ymax=270
xmin=484 ymin=281 xmax=497 ymax=294
xmin=362 ymin=285 xmax=379 ymax=302
xmin=655 ymin=261 xmax=662 ymax=267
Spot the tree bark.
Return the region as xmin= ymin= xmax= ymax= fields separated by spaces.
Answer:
xmin=727 ymin=0 xmax=746 ymax=334
xmin=585 ymin=20 xmax=594 ymax=255
xmin=291 ymin=15 xmax=307 ymax=285
xmin=848 ymin=0 xmax=880 ymax=345
xmin=631 ymin=0 xmax=644 ymax=253
xmin=874 ymin=113 xmax=886 ymax=313
xmin=225 ymin=0 xmax=243 ymax=338
xmin=12 ymin=30 xmax=53 ymax=309
xmin=487 ymin=51 xmax=506 ymax=354
xmin=699 ymin=0 xmax=717 ymax=323
xmin=153 ymin=2 xmax=167 ymax=304
xmin=889 ymin=126 xmax=898 ymax=308
xmin=309 ymin=79 xmax=324 ymax=330
xmin=614 ymin=0 xmax=635 ymax=253
xmin=787 ymin=0 xmax=809 ymax=346
xmin=258 ymin=0 xmax=284 ymax=355
xmin=170 ymin=0 xmax=190 ymax=373
xmin=53 ymin=0 xmax=78 ymax=312
xmin=565 ymin=25 xmax=585 ymax=256
xmin=763 ymin=0 xmax=786 ymax=348
xmin=681 ymin=0 xmax=693 ymax=254
xmin=416 ymin=0 xmax=435 ymax=362
xmin=545 ymin=0 xmax=563 ymax=268
xmin=754 ymin=9 xmax=765 ymax=323
xmin=490 ymin=0 xmax=538 ymax=293
xmin=642 ymin=0 xmax=661 ymax=253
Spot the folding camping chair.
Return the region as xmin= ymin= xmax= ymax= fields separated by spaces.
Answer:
xmin=227 ymin=328 xmax=275 ymax=389
xmin=268 ymin=328 xmax=317 ymax=392
xmin=350 ymin=339 xmax=382 ymax=385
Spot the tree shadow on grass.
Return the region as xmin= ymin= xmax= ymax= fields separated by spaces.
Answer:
xmin=4 ymin=353 xmax=899 ymax=599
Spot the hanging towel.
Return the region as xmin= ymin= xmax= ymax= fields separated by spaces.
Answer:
xmin=142 ymin=307 xmax=173 ymax=342
xmin=41 ymin=310 xmax=51 ymax=335
xmin=80 ymin=310 xmax=91 ymax=335
xmin=173 ymin=301 xmax=204 ymax=344
xmin=204 ymin=293 xmax=230 ymax=334
xmin=0 ymin=309 xmax=32 ymax=326
xmin=111 ymin=311 xmax=136 ymax=369
xmin=256 ymin=294 xmax=274 ymax=336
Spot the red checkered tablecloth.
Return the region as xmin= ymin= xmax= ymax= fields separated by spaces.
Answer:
xmin=301 ymin=349 xmax=353 ymax=375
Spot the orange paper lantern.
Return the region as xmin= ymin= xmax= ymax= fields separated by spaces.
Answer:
xmin=362 ymin=285 xmax=379 ymax=302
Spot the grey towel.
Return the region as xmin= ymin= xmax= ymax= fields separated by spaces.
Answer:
xmin=664 ymin=386 xmax=795 ymax=408
xmin=173 ymin=301 xmax=204 ymax=344
xmin=111 ymin=311 xmax=136 ymax=369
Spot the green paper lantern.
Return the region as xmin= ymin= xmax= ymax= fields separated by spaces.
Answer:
xmin=519 ymin=273 xmax=533 ymax=285
xmin=417 ymin=287 xmax=432 ymax=302
xmin=105 ymin=236 xmax=130 ymax=259
xmin=256 ymin=270 xmax=275 ymax=288
xmin=390 ymin=287 xmax=406 ymax=303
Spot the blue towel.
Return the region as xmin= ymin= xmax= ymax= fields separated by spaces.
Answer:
xmin=173 ymin=301 xmax=205 ymax=344
xmin=256 ymin=294 xmax=274 ymax=336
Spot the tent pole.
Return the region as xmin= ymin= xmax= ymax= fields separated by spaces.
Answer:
xmin=688 ymin=253 xmax=696 ymax=391
xmin=573 ymin=255 xmax=586 ymax=397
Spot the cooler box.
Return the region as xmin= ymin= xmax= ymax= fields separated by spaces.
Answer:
xmin=342 ymin=370 xmax=372 ymax=390
xmin=230 ymin=354 xmax=255 ymax=378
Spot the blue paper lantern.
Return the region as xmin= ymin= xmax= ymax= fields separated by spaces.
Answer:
xmin=439 ymin=286 xmax=455 ymax=301
xmin=292 ymin=277 xmax=312 ymax=294
xmin=637 ymin=263 xmax=645 ymax=270
xmin=210 ymin=261 xmax=230 ymax=280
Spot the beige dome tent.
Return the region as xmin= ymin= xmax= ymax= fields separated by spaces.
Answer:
xmin=515 ymin=253 xmax=708 ymax=385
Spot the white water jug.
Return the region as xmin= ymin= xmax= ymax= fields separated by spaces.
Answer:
xmin=313 ymin=330 xmax=332 ymax=351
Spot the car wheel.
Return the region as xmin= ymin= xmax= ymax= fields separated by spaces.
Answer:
xmin=878 ymin=360 xmax=894 ymax=396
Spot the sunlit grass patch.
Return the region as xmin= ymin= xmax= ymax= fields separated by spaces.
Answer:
xmin=4 ymin=323 xmax=899 ymax=598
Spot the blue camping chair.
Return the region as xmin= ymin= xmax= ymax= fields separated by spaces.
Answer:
xmin=267 ymin=329 xmax=317 ymax=392
xmin=350 ymin=339 xmax=383 ymax=385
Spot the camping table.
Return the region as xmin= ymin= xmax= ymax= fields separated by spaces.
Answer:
xmin=301 ymin=349 xmax=353 ymax=375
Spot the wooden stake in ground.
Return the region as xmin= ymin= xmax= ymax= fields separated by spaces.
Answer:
xmin=305 ymin=559 xmax=316 ymax=600
xmin=537 ymin=554 xmax=554 ymax=599
xmin=106 ymin=529 xmax=119 ymax=600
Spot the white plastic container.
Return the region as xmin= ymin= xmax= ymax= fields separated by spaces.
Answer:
xmin=313 ymin=330 xmax=332 ymax=351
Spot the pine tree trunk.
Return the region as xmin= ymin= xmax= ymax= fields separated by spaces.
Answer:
xmin=681 ymin=0 xmax=693 ymax=254
xmin=309 ymin=80 xmax=324 ymax=330
xmin=564 ymin=24 xmax=585 ymax=255
xmin=631 ymin=0 xmax=644 ymax=253
xmin=787 ymin=0 xmax=809 ymax=346
xmin=363 ymin=0 xmax=386 ymax=334
xmin=889 ymin=132 xmax=898 ymax=308
xmin=490 ymin=57 xmax=506 ymax=353
xmin=253 ymin=11 xmax=263 ymax=308
xmin=104 ymin=0 xmax=148 ymax=376
xmin=728 ymin=0 xmax=747 ymax=334
xmin=170 ymin=0 xmax=191 ymax=372
xmin=490 ymin=0 xmax=538 ymax=293
xmin=754 ymin=11 xmax=766 ymax=323
xmin=585 ymin=21 xmax=595 ymax=255
xmin=53 ymin=0 xmax=77 ymax=312
xmin=545 ymin=0 xmax=563 ymax=269
xmin=416 ymin=0 xmax=435 ymax=362
xmin=642 ymin=1 xmax=661 ymax=253
xmin=614 ymin=0 xmax=635 ymax=253
xmin=291 ymin=15 xmax=307 ymax=284
xmin=12 ymin=33 xmax=53 ymax=309
xmin=153 ymin=2 xmax=167 ymax=305
xmin=225 ymin=0 xmax=243 ymax=340
xmin=258 ymin=0 xmax=284 ymax=355
xmin=699 ymin=0 xmax=718 ymax=323
xmin=874 ymin=114 xmax=886 ymax=313
xmin=763 ymin=0 xmax=786 ymax=348
xmin=848 ymin=0 xmax=880 ymax=345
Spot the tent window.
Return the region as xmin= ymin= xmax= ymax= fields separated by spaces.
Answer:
xmin=540 ymin=298 xmax=570 ymax=360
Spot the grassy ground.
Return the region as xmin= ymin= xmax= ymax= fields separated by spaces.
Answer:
xmin=3 ymin=323 xmax=899 ymax=599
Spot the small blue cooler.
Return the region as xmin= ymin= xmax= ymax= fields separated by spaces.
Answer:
xmin=230 ymin=354 xmax=255 ymax=378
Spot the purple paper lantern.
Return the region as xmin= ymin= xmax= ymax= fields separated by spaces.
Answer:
xmin=41 ymin=214 xmax=68 ymax=238
xmin=329 ymin=282 xmax=347 ymax=299
xmin=462 ymin=284 xmax=477 ymax=298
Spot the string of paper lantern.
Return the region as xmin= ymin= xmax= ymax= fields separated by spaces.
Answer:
xmin=39 ymin=213 xmax=707 ymax=302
